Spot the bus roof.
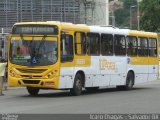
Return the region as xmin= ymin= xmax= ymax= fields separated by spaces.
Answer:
xmin=13 ymin=21 xmax=158 ymax=38
xmin=129 ymin=30 xmax=158 ymax=38
xmin=89 ymin=26 xmax=129 ymax=35
xmin=13 ymin=21 xmax=90 ymax=32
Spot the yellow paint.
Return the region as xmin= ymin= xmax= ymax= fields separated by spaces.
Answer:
xmin=129 ymin=30 xmax=158 ymax=38
xmin=129 ymin=30 xmax=159 ymax=65
xmin=10 ymin=36 xmax=58 ymax=41
xmin=130 ymin=57 xmax=158 ymax=65
xmin=8 ymin=21 xmax=90 ymax=89
xmin=60 ymin=26 xmax=90 ymax=68
xmin=148 ymin=57 xmax=159 ymax=65
xmin=75 ymin=33 xmax=82 ymax=55
xmin=8 ymin=62 xmax=60 ymax=89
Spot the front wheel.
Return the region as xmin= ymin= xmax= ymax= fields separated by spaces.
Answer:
xmin=70 ymin=74 xmax=82 ymax=96
xmin=27 ymin=87 xmax=39 ymax=96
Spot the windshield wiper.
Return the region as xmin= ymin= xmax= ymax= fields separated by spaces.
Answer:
xmin=30 ymin=35 xmax=47 ymax=66
xmin=37 ymin=35 xmax=47 ymax=52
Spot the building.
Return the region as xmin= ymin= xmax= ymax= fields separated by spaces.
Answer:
xmin=0 ymin=0 xmax=109 ymax=33
xmin=0 ymin=0 xmax=81 ymax=33
xmin=80 ymin=0 xmax=109 ymax=25
xmin=109 ymin=0 xmax=123 ymax=12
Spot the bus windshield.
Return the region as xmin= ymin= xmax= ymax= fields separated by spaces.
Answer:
xmin=10 ymin=37 xmax=58 ymax=66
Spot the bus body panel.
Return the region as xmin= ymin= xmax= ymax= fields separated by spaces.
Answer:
xmin=128 ymin=30 xmax=159 ymax=84
xmin=8 ymin=21 xmax=159 ymax=92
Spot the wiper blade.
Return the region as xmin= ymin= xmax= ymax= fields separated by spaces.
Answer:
xmin=37 ymin=35 xmax=47 ymax=52
xmin=30 ymin=35 xmax=47 ymax=66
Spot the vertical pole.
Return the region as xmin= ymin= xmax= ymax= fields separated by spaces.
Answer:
xmin=20 ymin=0 xmax=22 ymax=21
xmin=112 ymin=11 xmax=115 ymax=27
xmin=42 ymin=0 xmax=43 ymax=21
xmin=5 ymin=0 xmax=8 ymax=29
xmin=130 ymin=7 xmax=132 ymax=29
xmin=51 ymin=0 xmax=52 ymax=20
xmin=31 ymin=0 xmax=33 ymax=21
xmin=84 ymin=2 xmax=87 ymax=24
xmin=17 ymin=0 xmax=18 ymax=22
xmin=137 ymin=0 xmax=140 ymax=30
xmin=0 ymin=76 xmax=3 ymax=95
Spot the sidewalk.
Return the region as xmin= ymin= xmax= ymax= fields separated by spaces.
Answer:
xmin=2 ymin=82 xmax=24 ymax=91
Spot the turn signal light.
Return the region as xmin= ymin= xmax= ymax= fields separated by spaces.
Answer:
xmin=45 ymin=82 xmax=55 ymax=86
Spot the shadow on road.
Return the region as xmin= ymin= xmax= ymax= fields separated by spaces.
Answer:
xmin=20 ymin=87 xmax=153 ymax=98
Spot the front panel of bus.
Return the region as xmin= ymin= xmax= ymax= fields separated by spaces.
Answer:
xmin=8 ymin=24 xmax=61 ymax=89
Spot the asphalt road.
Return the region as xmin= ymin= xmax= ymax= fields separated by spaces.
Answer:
xmin=0 ymin=80 xmax=160 ymax=114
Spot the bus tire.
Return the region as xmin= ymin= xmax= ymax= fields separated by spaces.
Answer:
xmin=27 ymin=87 xmax=39 ymax=96
xmin=125 ymin=72 xmax=134 ymax=90
xmin=70 ymin=74 xmax=82 ymax=96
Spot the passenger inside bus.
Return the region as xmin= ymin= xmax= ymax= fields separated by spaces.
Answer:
xmin=20 ymin=43 xmax=30 ymax=55
xmin=128 ymin=42 xmax=133 ymax=55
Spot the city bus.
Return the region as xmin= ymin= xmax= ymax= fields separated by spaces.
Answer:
xmin=8 ymin=21 xmax=159 ymax=96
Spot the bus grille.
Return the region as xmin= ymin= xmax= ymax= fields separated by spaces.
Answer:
xmin=16 ymin=68 xmax=47 ymax=73
xmin=23 ymin=80 xmax=40 ymax=84
xmin=20 ymin=75 xmax=42 ymax=78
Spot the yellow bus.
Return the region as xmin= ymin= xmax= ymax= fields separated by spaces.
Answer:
xmin=8 ymin=21 xmax=159 ymax=96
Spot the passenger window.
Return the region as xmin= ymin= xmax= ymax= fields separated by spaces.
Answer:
xmin=149 ymin=38 xmax=157 ymax=57
xmin=101 ymin=34 xmax=113 ymax=56
xmin=126 ymin=36 xmax=138 ymax=56
xmin=87 ymin=33 xmax=100 ymax=56
xmin=61 ymin=33 xmax=73 ymax=62
xmin=114 ymin=35 xmax=126 ymax=56
xmin=75 ymin=32 xmax=86 ymax=55
xmin=138 ymin=37 xmax=148 ymax=56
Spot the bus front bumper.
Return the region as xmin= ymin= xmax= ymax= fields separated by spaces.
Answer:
xmin=8 ymin=75 xmax=59 ymax=89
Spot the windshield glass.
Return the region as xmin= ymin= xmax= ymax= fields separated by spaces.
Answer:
xmin=10 ymin=37 xmax=58 ymax=66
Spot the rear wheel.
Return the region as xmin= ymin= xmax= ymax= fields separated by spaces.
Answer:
xmin=27 ymin=87 xmax=39 ymax=96
xmin=116 ymin=72 xmax=134 ymax=90
xmin=70 ymin=74 xmax=82 ymax=96
xmin=125 ymin=72 xmax=134 ymax=90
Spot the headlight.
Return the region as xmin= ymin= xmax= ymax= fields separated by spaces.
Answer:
xmin=9 ymin=69 xmax=16 ymax=77
xmin=46 ymin=70 xmax=58 ymax=79
xmin=47 ymin=71 xmax=54 ymax=78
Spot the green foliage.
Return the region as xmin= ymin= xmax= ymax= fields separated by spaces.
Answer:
xmin=114 ymin=0 xmax=137 ymax=28
xmin=114 ymin=8 xmax=129 ymax=28
xmin=122 ymin=0 xmax=137 ymax=9
xmin=140 ymin=0 xmax=160 ymax=32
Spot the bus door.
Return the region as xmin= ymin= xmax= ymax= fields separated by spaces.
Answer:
xmin=59 ymin=31 xmax=75 ymax=88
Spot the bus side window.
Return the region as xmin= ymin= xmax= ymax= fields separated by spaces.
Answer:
xmin=61 ymin=34 xmax=73 ymax=62
xmin=114 ymin=35 xmax=126 ymax=56
xmin=126 ymin=36 xmax=138 ymax=56
xmin=87 ymin=33 xmax=100 ymax=56
xmin=148 ymin=38 xmax=157 ymax=57
xmin=101 ymin=34 xmax=113 ymax=56
xmin=138 ymin=37 xmax=148 ymax=56
xmin=74 ymin=32 xmax=86 ymax=55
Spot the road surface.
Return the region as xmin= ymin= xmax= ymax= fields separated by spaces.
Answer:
xmin=0 ymin=80 xmax=160 ymax=114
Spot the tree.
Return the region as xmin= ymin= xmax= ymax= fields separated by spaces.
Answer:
xmin=140 ymin=0 xmax=160 ymax=32
xmin=114 ymin=0 xmax=137 ymax=28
